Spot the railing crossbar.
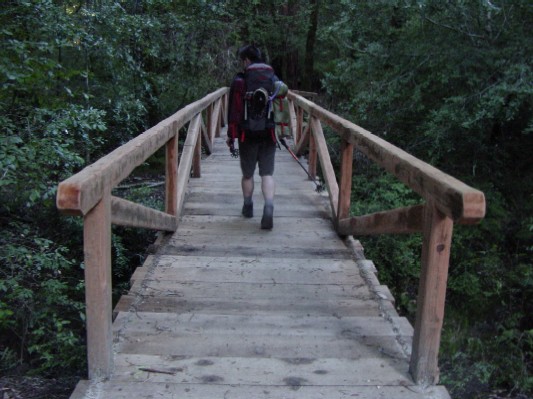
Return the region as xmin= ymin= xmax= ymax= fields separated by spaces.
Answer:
xmin=57 ymin=88 xmax=227 ymax=217
xmin=286 ymin=90 xmax=486 ymax=385
xmin=287 ymin=92 xmax=485 ymax=225
xmin=56 ymin=88 xmax=228 ymax=378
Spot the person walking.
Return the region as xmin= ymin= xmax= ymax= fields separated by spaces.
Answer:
xmin=226 ymin=44 xmax=279 ymax=230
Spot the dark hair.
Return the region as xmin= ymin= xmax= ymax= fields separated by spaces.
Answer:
xmin=238 ymin=44 xmax=262 ymax=63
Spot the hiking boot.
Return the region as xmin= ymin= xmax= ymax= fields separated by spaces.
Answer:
xmin=242 ymin=202 xmax=253 ymax=218
xmin=261 ymin=205 xmax=274 ymax=230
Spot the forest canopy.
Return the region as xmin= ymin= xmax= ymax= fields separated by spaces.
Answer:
xmin=1 ymin=1 xmax=532 ymax=398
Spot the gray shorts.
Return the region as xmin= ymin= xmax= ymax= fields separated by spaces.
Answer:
xmin=239 ymin=135 xmax=276 ymax=178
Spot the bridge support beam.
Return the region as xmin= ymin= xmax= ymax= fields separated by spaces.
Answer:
xmin=83 ymin=189 xmax=113 ymax=379
xmin=410 ymin=200 xmax=453 ymax=385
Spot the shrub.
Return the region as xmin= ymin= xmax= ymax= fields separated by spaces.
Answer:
xmin=0 ymin=226 xmax=85 ymax=375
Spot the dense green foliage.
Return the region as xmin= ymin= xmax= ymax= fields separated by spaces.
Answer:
xmin=1 ymin=1 xmax=531 ymax=397
xmin=0 ymin=0 xmax=228 ymax=377
xmin=318 ymin=2 xmax=533 ymax=396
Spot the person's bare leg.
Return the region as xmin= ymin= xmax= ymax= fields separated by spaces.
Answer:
xmin=261 ymin=175 xmax=275 ymax=203
xmin=242 ymin=176 xmax=254 ymax=198
xmin=261 ymin=175 xmax=275 ymax=229
xmin=241 ymin=176 xmax=254 ymax=217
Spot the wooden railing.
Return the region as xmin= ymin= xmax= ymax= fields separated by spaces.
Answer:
xmin=56 ymin=88 xmax=228 ymax=379
xmin=57 ymin=87 xmax=485 ymax=386
xmin=286 ymin=90 xmax=486 ymax=385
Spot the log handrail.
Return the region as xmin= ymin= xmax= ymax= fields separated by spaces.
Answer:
xmin=56 ymin=87 xmax=486 ymax=386
xmin=56 ymin=88 xmax=228 ymax=379
xmin=288 ymin=92 xmax=485 ymax=225
xmin=286 ymin=90 xmax=486 ymax=385
xmin=57 ymin=88 xmax=227 ymax=216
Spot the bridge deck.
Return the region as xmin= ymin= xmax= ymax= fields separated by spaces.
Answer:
xmin=71 ymin=137 xmax=450 ymax=398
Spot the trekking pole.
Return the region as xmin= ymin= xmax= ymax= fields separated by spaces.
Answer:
xmin=279 ymin=139 xmax=325 ymax=193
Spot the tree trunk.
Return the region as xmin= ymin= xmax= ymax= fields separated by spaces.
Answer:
xmin=303 ymin=0 xmax=319 ymax=91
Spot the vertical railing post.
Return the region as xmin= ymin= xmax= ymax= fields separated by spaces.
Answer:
xmin=288 ymin=101 xmax=297 ymax=143
xmin=308 ymin=120 xmax=317 ymax=179
xmin=83 ymin=189 xmax=113 ymax=379
xmin=165 ymin=122 xmax=179 ymax=216
xmin=192 ymin=123 xmax=202 ymax=178
xmin=410 ymin=200 xmax=454 ymax=385
xmin=296 ymin=107 xmax=304 ymax=144
xmin=208 ymin=101 xmax=219 ymax=143
xmin=221 ymin=93 xmax=228 ymax=127
xmin=214 ymin=99 xmax=221 ymax=138
xmin=206 ymin=104 xmax=212 ymax=142
xmin=337 ymin=139 xmax=353 ymax=224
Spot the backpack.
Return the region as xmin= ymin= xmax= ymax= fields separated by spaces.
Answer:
xmin=272 ymin=81 xmax=291 ymax=141
xmin=242 ymin=63 xmax=276 ymax=133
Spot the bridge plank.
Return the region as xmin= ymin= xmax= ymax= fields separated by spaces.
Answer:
xmin=128 ymin=280 xmax=373 ymax=300
xmin=167 ymin=235 xmax=347 ymax=250
xmin=113 ymin=312 xmax=413 ymax=336
xmin=111 ymin=354 xmax=414 ymax=386
xmin=71 ymin=380 xmax=451 ymax=399
xmin=115 ymin=331 xmax=409 ymax=360
xmin=112 ymin=298 xmax=399 ymax=328
xmin=113 ymin=295 xmax=385 ymax=317
xmin=126 ymin=255 xmax=362 ymax=284
xmin=71 ymin=136 xmax=450 ymax=398
xmin=113 ymin=312 xmax=412 ymax=360
xmin=158 ymin=244 xmax=355 ymax=259
xmin=182 ymin=206 xmax=330 ymax=219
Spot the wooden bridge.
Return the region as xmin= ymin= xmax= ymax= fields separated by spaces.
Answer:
xmin=57 ymin=88 xmax=485 ymax=398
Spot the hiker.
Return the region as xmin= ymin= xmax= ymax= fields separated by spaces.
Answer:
xmin=226 ymin=44 xmax=280 ymax=230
